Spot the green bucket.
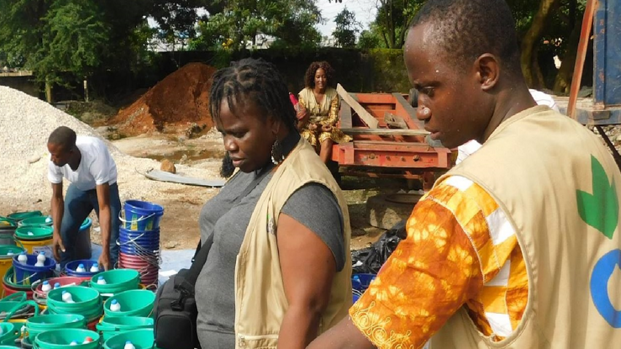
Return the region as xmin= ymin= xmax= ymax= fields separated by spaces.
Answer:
xmin=0 ymin=291 xmax=26 ymax=303
xmin=46 ymin=287 xmax=102 ymax=321
xmin=0 ymin=300 xmax=39 ymax=321
xmin=0 ymin=322 xmax=19 ymax=346
xmin=0 ymin=218 xmax=15 ymax=228
xmin=7 ymin=211 xmax=42 ymax=222
xmin=15 ymin=226 xmax=53 ymax=241
xmin=90 ymin=270 xmax=140 ymax=297
xmin=26 ymin=314 xmax=87 ymax=339
xmin=103 ymin=329 xmax=153 ymax=349
xmin=3 ymin=267 xmax=34 ymax=291
xmin=18 ymin=216 xmax=53 ymax=228
xmin=97 ymin=316 xmax=153 ymax=341
xmin=103 ymin=290 xmax=155 ymax=318
xmin=0 ymin=245 xmax=25 ymax=258
xmin=34 ymin=328 xmax=99 ymax=349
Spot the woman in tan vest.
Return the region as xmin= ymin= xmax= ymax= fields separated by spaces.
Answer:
xmin=297 ymin=61 xmax=352 ymax=164
xmin=195 ymin=58 xmax=352 ymax=349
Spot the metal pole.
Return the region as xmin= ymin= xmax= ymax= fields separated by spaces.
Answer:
xmin=567 ymin=0 xmax=596 ymax=119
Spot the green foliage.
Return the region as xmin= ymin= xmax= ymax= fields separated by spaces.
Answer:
xmin=36 ymin=1 xmax=109 ymax=83
xmin=332 ymin=7 xmax=361 ymax=48
xmin=150 ymin=0 xmax=201 ymax=50
xmin=367 ymin=48 xmax=410 ymax=92
xmin=357 ymin=24 xmax=386 ymax=49
xmin=371 ymin=0 xmax=424 ymax=49
xmin=189 ymin=0 xmax=322 ymax=50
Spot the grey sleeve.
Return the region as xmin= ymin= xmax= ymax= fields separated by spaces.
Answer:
xmin=281 ymin=183 xmax=345 ymax=271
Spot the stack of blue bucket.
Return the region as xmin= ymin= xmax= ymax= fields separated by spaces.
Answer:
xmin=118 ymin=200 xmax=163 ymax=286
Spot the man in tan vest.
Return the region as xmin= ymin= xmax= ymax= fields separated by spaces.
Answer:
xmin=308 ymin=0 xmax=621 ymax=348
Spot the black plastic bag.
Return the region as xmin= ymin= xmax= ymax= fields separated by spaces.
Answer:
xmin=351 ymin=220 xmax=407 ymax=274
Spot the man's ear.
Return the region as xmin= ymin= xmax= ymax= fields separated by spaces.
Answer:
xmin=475 ymin=54 xmax=500 ymax=91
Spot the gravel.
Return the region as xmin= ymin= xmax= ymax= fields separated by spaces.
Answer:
xmin=0 ymin=86 xmax=222 ymax=216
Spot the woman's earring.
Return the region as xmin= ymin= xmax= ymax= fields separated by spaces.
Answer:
xmin=271 ymin=139 xmax=284 ymax=165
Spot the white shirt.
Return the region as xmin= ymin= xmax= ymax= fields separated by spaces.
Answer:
xmin=456 ymin=89 xmax=559 ymax=165
xmin=48 ymin=136 xmax=118 ymax=191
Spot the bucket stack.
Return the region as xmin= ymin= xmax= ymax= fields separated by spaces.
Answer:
xmin=118 ymin=200 xmax=163 ymax=287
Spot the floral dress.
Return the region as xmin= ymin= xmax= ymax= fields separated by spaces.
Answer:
xmin=298 ymin=87 xmax=352 ymax=147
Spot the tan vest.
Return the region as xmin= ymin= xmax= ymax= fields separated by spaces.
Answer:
xmin=233 ymin=139 xmax=352 ymax=348
xmin=430 ymin=106 xmax=621 ymax=348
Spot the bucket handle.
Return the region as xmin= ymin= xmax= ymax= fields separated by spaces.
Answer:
xmin=0 ymin=292 xmax=26 ymax=303
xmin=2 ymin=300 xmax=39 ymax=322
xmin=118 ymin=210 xmax=156 ymax=224
xmin=13 ymin=271 xmax=46 ymax=285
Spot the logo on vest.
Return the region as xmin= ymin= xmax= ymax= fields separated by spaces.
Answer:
xmin=579 ymin=156 xmax=621 ymax=327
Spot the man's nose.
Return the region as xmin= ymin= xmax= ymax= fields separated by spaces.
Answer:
xmin=416 ymin=105 xmax=431 ymax=121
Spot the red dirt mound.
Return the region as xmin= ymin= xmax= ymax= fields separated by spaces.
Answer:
xmin=111 ymin=62 xmax=216 ymax=135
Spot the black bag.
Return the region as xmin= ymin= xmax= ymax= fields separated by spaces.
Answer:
xmin=154 ymin=164 xmax=274 ymax=349
xmin=351 ymin=219 xmax=406 ymax=274
xmin=154 ymin=235 xmax=211 ymax=349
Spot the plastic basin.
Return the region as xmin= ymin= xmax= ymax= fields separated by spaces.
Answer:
xmin=90 ymin=269 xmax=140 ymax=294
xmin=26 ymin=314 xmax=86 ymax=338
xmin=103 ymin=329 xmax=154 ymax=349
xmin=103 ymin=290 xmax=155 ymax=318
xmin=97 ymin=316 xmax=154 ymax=341
xmin=34 ymin=329 xmax=99 ymax=349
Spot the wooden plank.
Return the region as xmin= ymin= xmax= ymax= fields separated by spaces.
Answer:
xmin=339 ymin=99 xmax=353 ymax=128
xmin=336 ymin=84 xmax=379 ymax=128
xmin=393 ymin=92 xmax=425 ymax=130
xmin=340 ymin=127 xmax=430 ymax=136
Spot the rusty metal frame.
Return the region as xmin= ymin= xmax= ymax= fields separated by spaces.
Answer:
xmin=332 ymin=92 xmax=452 ymax=181
xmin=572 ymin=0 xmax=621 ymax=125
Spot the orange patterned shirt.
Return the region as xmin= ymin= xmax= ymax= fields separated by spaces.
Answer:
xmin=350 ymin=176 xmax=529 ymax=349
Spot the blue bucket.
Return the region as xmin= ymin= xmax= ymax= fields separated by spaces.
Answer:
xmin=65 ymin=260 xmax=101 ymax=278
xmin=118 ymin=228 xmax=160 ymax=254
xmin=119 ymin=235 xmax=159 ymax=247
xmin=121 ymin=201 xmax=164 ymax=231
xmin=352 ymin=273 xmax=376 ymax=292
xmin=119 ymin=245 xmax=159 ymax=256
xmin=12 ymin=254 xmax=56 ymax=286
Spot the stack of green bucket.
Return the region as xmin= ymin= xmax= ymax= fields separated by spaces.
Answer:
xmin=25 ymin=314 xmax=87 ymax=340
xmin=18 ymin=216 xmax=53 ymax=228
xmin=103 ymin=290 xmax=155 ymax=318
xmin=0 ymin=322 xmax=19 ymax=346
xmin=90 ymin=269 xmax=140 ymax=299
xmin=103 ymin=329 xmax=154 ymax=349
xmin=46 ymin=286 xmax=103 ymax=324
xmin=33 ymin=328 xmax=99 ymax=349
xmin=96 ymin=316 xmax=154 ymax=341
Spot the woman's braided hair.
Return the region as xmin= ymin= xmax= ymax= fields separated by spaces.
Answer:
xmin=209 ymin=58 xmax=297 ymax=132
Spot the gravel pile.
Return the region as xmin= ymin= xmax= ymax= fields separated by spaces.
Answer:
xmin=0 ymin=86 xmax=221 ymax=216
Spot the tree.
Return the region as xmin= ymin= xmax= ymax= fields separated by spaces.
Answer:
xmin=0 ymin=0 xmax=111 ymax=101
xmin=190 ymin=0 xmax=323 ymax=50
xmin=332 ymin=7 xmax=361 ymax=48
xmin=356 ymin=0 xmax=424 ymax=49
xmin=149 ymin=0 xmax=202 ymax=51
xmin=518 ymin=0 xmax=562 ymax=88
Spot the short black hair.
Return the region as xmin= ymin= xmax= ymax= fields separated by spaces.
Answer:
xmin=304 ymin=61 xmax=336 ymax=89
xmin=209 ymin=58 xmax=297 ymax=132
xmin=48 ymin=126 xmax=77 ymax=150
xmin=409 ymin=0 xmax=521 ymax=74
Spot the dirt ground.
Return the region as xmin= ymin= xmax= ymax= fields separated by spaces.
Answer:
xmin=109 ymin=130 xmax=412 ymax=251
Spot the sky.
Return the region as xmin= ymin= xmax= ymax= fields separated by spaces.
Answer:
xmin=316 ymin=0 xmax=377 ymax=38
